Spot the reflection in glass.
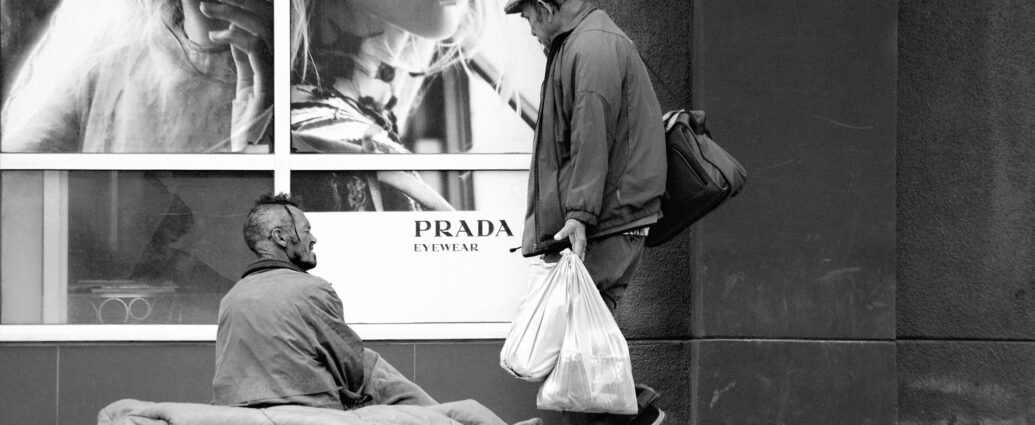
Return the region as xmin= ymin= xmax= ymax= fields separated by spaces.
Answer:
xmin=0 ymin=171 xmax=272 ymax=324
xmin=292 ymin=170 xmax=526 ymax=212
xmin=0 ymin=0 xmax=273 ymax=153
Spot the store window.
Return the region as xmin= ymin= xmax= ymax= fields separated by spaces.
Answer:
xmin=1 ymin=171 xmax=273 ymax=325
xmin=1 ymin=0 xmax=544 ymax=340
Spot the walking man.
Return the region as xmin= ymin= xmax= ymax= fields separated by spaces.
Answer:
xmin=507 ymin=0 xmax=668 ymax=424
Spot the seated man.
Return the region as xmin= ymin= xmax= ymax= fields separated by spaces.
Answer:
xmin=97 ymin=193 xmax=542 ymax=424
xmin=213 ymin=193 xmax=432 ymax=409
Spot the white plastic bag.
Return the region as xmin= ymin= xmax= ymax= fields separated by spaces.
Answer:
xmin=536 ymin=251 xmax=637 ymax=414
xmin=499 ymin=257 xmax=568 ymax=381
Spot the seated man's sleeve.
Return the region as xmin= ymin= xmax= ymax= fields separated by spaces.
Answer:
xmin=362 ymin=348 xmax=437 ymax=406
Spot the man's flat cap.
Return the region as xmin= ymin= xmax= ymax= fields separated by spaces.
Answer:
xmin=503 ymin=0 xmax=525 ymax=14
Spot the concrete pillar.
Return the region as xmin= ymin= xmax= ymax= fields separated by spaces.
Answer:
xmin=898 ymin=1 xmax=1035 ymax=421
xmin=688 ymin=0 xmax=899 ymax=422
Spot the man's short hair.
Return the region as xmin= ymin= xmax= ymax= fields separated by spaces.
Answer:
xmin=243 ymin=193 xmax=302 ymax=254
xmin=504 ymin=0 xmax=563 ymax=14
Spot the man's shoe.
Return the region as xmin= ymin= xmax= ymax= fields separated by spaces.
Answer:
xmin=629 ymin=404 xmax=664 ymax=425
xmin=635 ymin=386 xmax=661 ymax=408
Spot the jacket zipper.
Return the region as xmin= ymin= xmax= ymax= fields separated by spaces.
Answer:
xmin=531 ymin=29 xmax=576 ymax=254
xmin=533 ymin=43 xmax=562 ymax=252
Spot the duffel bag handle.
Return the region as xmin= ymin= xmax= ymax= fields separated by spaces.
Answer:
xmin=663 ymin=109 xmax=709 ymax=135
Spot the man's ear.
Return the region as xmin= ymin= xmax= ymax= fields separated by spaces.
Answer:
xmin=270 ymin=227 xmax=289 ymax=248
xmin=535 ymin=0 xmax=555 ymax=18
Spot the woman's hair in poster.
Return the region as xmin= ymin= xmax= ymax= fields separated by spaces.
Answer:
xmin=2 ymin=1 xmax=156 ymax=133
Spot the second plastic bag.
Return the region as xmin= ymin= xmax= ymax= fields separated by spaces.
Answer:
xmin=536 ymin=251 xmax=637 ymax=414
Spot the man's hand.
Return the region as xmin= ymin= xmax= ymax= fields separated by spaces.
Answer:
xmin=554 ymin=219 xmax=587 ymax=260
xmin=200 ymin=0 xmax=273 ymax=151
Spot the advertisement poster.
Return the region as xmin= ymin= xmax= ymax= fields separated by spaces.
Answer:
xmin=290 ymin=0 xmax=547 ymax=327
xmin=0 ymin=0 xmax=547 ymax=330
xmin=308 ymin=211 xmax=528 ymax=324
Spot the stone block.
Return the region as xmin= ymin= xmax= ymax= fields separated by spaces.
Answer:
xmin=0 ymin=345 xmax=57 ymax=425
xmin=898 ymin=341 xmax=1035 ymax=424
xmin=897 ymin=0 xmax=1035 ymax=340
xmin=690 ymin=0 xmax=898 ymax=339
xmin=691 ymin=339 xmax=897 ymax=424
xmin=58 ymin=343 xmax=215 ymax=424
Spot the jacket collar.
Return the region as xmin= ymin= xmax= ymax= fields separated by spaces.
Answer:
xmin=242 ymin=258 xmax=306 ymax=278
xmin=547 ymin=3 xmax=598 ymax=55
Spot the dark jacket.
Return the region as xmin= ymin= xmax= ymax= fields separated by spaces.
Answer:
xmin=522 ymin=5 xmax=667 ymax=257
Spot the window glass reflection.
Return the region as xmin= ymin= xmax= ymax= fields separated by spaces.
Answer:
xmin=0 ymin=171 xmax=273 ymax=324
xmin=291 ymin=170 xmax=526 ymax=212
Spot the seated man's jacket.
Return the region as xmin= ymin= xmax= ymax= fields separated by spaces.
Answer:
xmin=213 ymin=259 xmax=366 ymax=409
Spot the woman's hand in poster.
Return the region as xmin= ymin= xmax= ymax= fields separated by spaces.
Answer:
xmin=200 ymin=0 xmax=273 ymax=152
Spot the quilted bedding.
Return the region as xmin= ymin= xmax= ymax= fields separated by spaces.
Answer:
xmin=98 ymin=398 xmax=514 ymax=425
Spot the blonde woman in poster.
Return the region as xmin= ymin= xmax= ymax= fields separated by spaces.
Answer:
xmin=0 ymin=0 xmax=275 ymax=323
xmin=0 ymin=0 xmax=272 ymax=153
xmin=289 ymin=0 xmax=494 ymax=212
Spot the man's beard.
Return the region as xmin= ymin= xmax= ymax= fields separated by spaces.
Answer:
xmin=291 ymin=252 xmax=317 ymax=271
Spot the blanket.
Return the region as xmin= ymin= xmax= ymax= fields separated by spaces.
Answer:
xmin=97 ymin=399 xmax=522 ymax=425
